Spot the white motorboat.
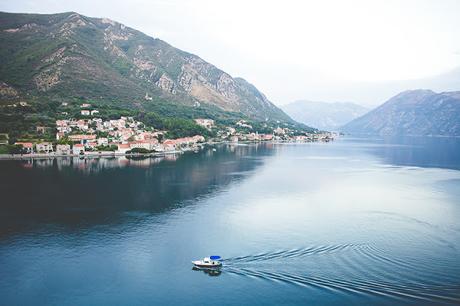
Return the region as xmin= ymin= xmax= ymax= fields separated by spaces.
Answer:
xmin=192 ymin=256 xmax=222 ymax=268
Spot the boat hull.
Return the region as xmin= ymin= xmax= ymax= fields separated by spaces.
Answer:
xmin=192 ymin=261 xmax=222 ymax=268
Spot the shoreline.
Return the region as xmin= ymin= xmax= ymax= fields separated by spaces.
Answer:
xmin=0 ymin=139 xmax=333 ymax=160
xmin=0 ymin=150 xmax=184 ymax=160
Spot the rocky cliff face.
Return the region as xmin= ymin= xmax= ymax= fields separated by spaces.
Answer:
xmin=281 ymin=100 xmax=368 ymax=131
xmin=340 ymin=90 xmax=460 ymax=136
xmin=0 ymin=12 xmax=291 ymax=122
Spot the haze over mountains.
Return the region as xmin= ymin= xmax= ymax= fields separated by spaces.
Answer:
xmin=341 ymin=90 xmax=460 ymax=136
xmin=0 ymin=11 xmax=291 ymax=122
xmin=281 ymin=101 xmax=368 ymax=131
xmin=273 ymin=66 xmax=460 ymax=108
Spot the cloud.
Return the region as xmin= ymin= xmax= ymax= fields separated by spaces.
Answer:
xmin=1 ymin=0 xmax=459 ymax=105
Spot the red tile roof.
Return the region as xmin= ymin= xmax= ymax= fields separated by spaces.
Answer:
xmin=14 ymin=142 xmax=33 ymax=148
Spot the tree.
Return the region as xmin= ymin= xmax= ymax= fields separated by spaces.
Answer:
xmin=128 ymin=147 xmax=150 ymax=154
xmin=57 ymin=136 xmax=72 ymax=145
xmin=1 ymin=144 xmax=26 ymax=155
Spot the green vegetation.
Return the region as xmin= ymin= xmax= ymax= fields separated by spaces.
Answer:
xmin=0 ymin=98 xmax=220 ymax=143
xmin=0 ymin=144 xmax=26 ymax=154
xmin=0 ymin=11 xmax=317 ymax=142
xmin=0 ymin=133 xmax=8 ymax=144
xmin=56 ymin=136 xmax=73 ymax=145
xmin=137 ymin=112 xmax=213 ymax=139
xmin=0 ymin=11 xmax=301 ymax=128
xmin=127 ymin=147 xmax=151 ymax=154
xmin=0 ymin=96 xmax=314 ymax=145
xmin=0 ymin=101 xmax=57 ymax=143
xmin=96 ymin=144 xmax=118 ymax=151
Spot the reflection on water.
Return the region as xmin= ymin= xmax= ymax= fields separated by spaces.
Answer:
xmin=0 ymin=139 xmax=459 ymax=306
xmin=192 ymin=267 xmax=222 ymax=277
xmin=354 ymin=136 xmax=460 ymax=170
xmin=0 ymin=144 xmax=275 ymax=238
xmin=24 ymin=154 xmax=178 ymax=171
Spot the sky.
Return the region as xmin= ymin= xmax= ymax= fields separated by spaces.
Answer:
xmin=1 ymin=0 xmax=460 ymax=106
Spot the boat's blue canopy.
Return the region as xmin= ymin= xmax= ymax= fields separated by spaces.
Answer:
xmin=210 ymin=255 xmax=221 ymax=260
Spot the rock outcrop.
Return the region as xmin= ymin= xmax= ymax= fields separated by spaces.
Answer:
xmin=0 ymin=11 xmax=292 ymax=122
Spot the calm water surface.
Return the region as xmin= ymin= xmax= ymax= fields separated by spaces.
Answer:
xmin=0 ymin=137 xmax=459 ymax=305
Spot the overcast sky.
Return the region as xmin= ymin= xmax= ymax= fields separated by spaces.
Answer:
xmin=2 ymin=0 xmax=460 ymax=106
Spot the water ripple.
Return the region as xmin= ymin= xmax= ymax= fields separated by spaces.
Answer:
xmin=222 ymin=244 xmax=460 ymax=305
xmin=226 ymin=267 xmax=460 ymax=304
xmin=225 ymin=243 xmax=358 ymax=263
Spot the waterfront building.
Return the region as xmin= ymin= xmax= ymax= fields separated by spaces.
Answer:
xmin=72 ymin=144 xmax=85 ymax=155
xmin=14 ymin=142 xmax=33 ymax=153
xmin=36 ymin=142 xmax=53 ymax=153
xmin=56 ymin=144 xmax=71 ymax=155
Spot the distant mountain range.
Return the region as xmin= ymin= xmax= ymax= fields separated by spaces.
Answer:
xmin=341 ymin=89 xmax=460 ymax=136
xmin=281 ymin=100 xmax=368 ymax=131
xmin=0 ymin=11 xmax=292 ymax=122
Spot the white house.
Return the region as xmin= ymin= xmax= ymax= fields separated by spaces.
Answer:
xmin=97 ymin=138 xmax=108 ymax=146
xmin=145 ymin=92 xmax=153 ymax=101
xmin=274 ymin=127 xmax=286 ymax=135
xmin=162 ymin=139 xmax=177 ymax=151
xmin=36 ymin=142 xmax=53 ymax=153
xmin=236 ymin=120 xmax=253 ymax=129
xmin=153 ymin=144 xmax=165 ymax=152
xmin=85 ymin=142 xmax=97 ymax=150
xmin=81 ymin=110 xmax=90 ymax=116
xmin=129 ymin=139 xmax=159 ymax=151
xmin=56 ymin=144 xmax=71 ymax=155
xmin=116 ymin=144 xmax=131 ymax=154
xmin=194 ymin=118 xmax=214 ymax=129
xmin=72 ymin=144 xmax=85 ymax=155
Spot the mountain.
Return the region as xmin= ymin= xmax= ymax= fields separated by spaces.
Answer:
xmin=0 ymin=11 xmax=291 ymax=122
xmin=341 ymin=89 xmax=460 ymax=136
xmin=281 ymin=100 xmax=368 ymax=131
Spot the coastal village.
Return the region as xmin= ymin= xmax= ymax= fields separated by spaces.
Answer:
xmin=0 ymin=103 xmax=335 ymax=158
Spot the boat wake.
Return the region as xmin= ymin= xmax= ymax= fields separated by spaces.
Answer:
xmin=224 ymin=243 xmax=358 ymax=263
xmin=225 ymin=267 xmax=460 ymax=304
xmin=218 ymin=244 xmax=460 ymax=305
